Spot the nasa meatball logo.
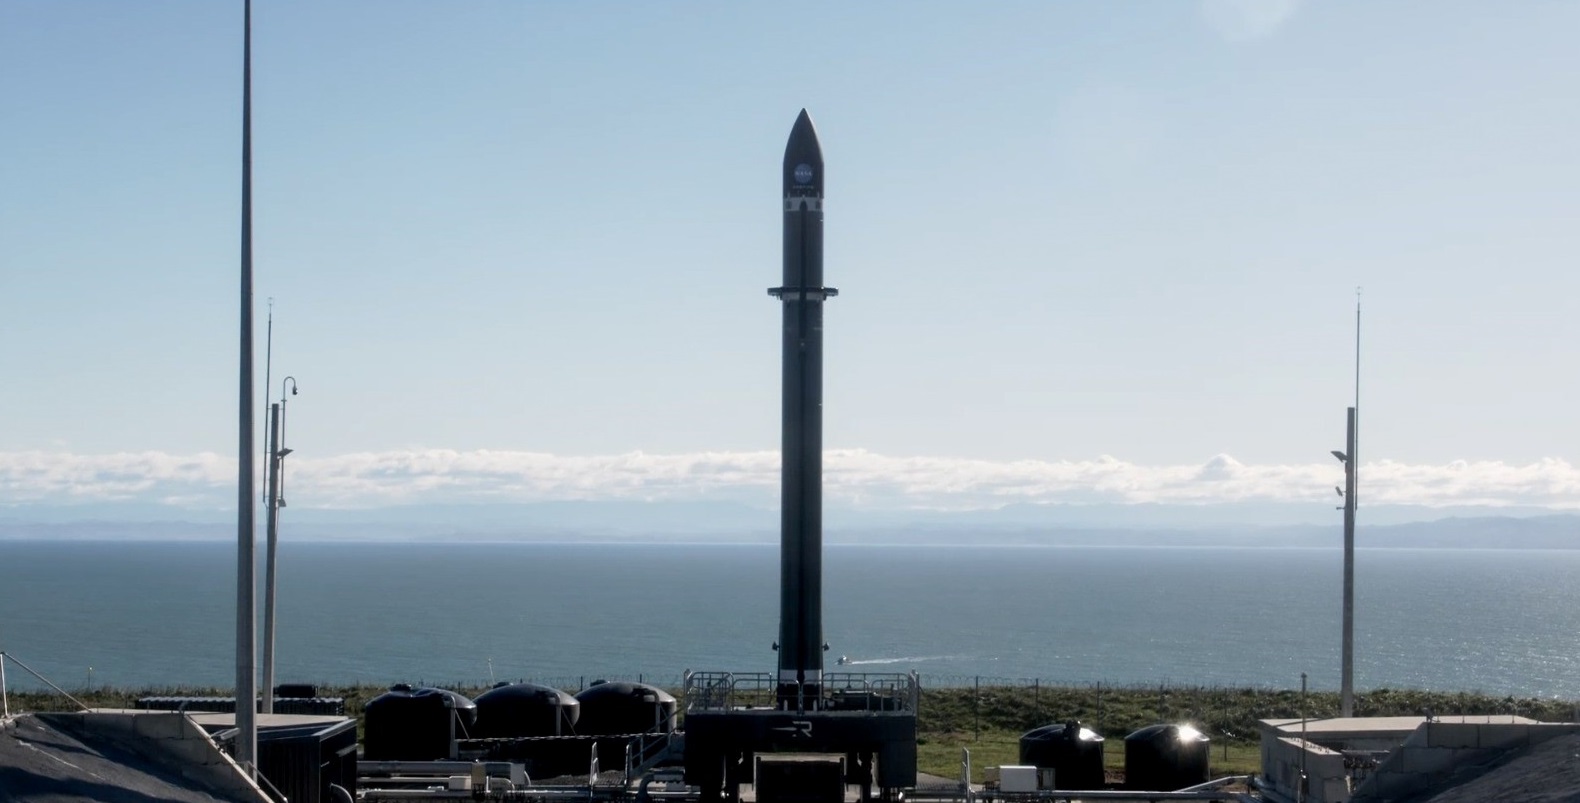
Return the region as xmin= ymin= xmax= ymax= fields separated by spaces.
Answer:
xmin=793 ymin=163 xmax=814 ymax=185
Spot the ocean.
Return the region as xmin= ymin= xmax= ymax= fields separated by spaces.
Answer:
xmin=0 ymin=540 xmax=1576 ymax=697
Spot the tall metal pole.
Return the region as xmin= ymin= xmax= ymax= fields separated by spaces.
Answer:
xmin=261 ymin=401 xmax=280 ymax=715
xmin=1355 ymin=289 xmax=1361 ymax=466
xmin=1341 ymin=291 xmax=1361 ymax=718
xmin=262 ymin=377 xmax=296 ymax=715
xmin=1341 ymin=407 xmax=1356 ymax=717
xmin=1299 ymin=672 xmax=1308 ymax=803
xmin=278 ymin=378 xmax=295 ymax=503
xmin=234 ymin=0 xmax=258 ymax=775
xmin=263 ymin=298 xmax=272 ymax=508
xmin=1352 ymin=289 xmax=1360 ymax=541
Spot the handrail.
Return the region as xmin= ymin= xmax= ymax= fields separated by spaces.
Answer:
xmin=0 ymin=652 xmax=90 ymax=712
xmin=246 ymin=759 xmax=290 ymax=803
xmin=684 ymin=669 xmax=918 ymax=713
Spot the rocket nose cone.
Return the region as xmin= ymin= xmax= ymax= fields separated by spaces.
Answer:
xmin=784 ymin=109 xmax=823 ymax=195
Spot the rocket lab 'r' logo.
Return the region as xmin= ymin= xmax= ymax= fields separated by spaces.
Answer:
xmin=794 ymin=163 xmax=814 ymax=185
xmin=770 ymin=720 xmax=814 ymax=738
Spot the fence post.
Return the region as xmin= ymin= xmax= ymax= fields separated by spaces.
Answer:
xmin=960 ymin=747 xmax=972 ymax=799
xmin=974 ymin=676 xmax=981 ymax=741
xmin=1033 ymin=678 xmax=1040 ymax=722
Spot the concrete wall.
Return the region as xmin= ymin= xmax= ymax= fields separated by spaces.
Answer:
xmin=1262 ymin=736 xmax=1353 ymax=803
xmin=1349 ymin=721 xmax=1580 ymax=803
xmin=62 ymin=711 xmax=271 ymax=803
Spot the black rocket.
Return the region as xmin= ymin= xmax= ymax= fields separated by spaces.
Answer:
xmin=770 ymin=109 xmax=836 ymax=709
xmin=683 ymin=112 xmax=916 ymax=800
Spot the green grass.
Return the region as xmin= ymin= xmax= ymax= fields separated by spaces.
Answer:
xmin=8 ymin=682 xmax=1573 ymax=784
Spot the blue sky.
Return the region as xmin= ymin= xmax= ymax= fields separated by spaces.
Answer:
xmin=2 ymin=1 xmax=1578 ymax=513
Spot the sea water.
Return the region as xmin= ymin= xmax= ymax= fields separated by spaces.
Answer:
xmin=0 ymin=540 xmax=1575 ymax=697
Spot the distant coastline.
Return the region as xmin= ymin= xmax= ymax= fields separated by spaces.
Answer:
xmin=2 ymin=512 xmax=1578 ymax=550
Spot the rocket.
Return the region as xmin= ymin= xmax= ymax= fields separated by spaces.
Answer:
xmin=683 ymin=113 xmax=916 ymax=799
xmin=770 ymin=109 xmax=836 ymax=710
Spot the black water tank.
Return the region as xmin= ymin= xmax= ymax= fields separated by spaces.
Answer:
xmin=362 ymin=685 xmax=477 ymax=761
xmin=573 ymin=681 xmax=677 ymax=735
xmin=1123 ymin=724 xmax=1209 ymax=791
xmin=473 ymin=683 xmax=581 ymax=738
xmin=1019 ymin=721 xmax=1105 ymax=790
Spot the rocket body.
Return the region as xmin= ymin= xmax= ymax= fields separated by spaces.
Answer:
xmin=771 ymin=109 xmax=835 ymax=709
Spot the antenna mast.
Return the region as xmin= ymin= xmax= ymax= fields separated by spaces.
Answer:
xmin=1339 ymin=288 xmax=1361 ymax=718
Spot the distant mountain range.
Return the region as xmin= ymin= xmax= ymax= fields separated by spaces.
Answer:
xmin=1 ymin=500 xmax=1578 ymax=548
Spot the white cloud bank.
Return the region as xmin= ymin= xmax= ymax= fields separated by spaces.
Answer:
xmin=2 ymin=449 xmax=1579 ymax=512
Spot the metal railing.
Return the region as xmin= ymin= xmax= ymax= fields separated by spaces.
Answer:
xmin=0 ymin=652 xmax=90 ymax=712
xmin=246 ymin=760 xmax=290 ymax=803
xmin=682 ymin=670 xmax=919 ymax=713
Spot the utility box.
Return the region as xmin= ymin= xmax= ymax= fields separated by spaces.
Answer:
xmin=999 ymin=765 xmax=1038 ymax=793
xmin=756 ymin=757 xmax=845 ymax=803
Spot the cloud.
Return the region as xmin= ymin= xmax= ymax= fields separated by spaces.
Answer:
xmin=1200 ymin=0 xmax=1301 ymax=42
xmin=2 ymin=449 xmax=1579 ymax=513
xmin=0 ymin=451 xmax=233 ymax=504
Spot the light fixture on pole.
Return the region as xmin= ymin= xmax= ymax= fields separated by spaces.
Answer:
xmin=1335 ymin=409 xmax=1357 ymax=718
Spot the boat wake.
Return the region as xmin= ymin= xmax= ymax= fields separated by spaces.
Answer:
xmin=837 ymin=655 xmax=957 ymax=666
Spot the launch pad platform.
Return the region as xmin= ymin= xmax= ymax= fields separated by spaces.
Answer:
xmin=682 ymin=671 xmax=918 ymax=803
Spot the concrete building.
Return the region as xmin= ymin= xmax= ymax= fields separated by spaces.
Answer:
xmin=2 ymin=708 xmax=356 ymax=803
xmin=1258 ymin=715 xmax=1580 ymax=803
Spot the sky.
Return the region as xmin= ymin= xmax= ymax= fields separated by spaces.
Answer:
xmin=2 ymin=1 xmax=1579 ymax=516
